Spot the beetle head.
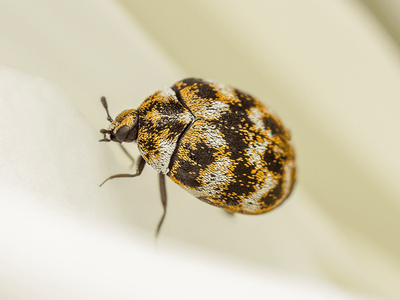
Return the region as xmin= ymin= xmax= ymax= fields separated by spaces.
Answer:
xmin=99 ymin=97 xmax=139 ymax=143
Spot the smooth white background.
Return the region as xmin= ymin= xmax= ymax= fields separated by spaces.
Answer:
xmin=1 ymin=0 xmax=400 ymax=299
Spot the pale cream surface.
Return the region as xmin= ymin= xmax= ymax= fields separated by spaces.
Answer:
xmin=0 ymin=0 xmax=400 ymax=299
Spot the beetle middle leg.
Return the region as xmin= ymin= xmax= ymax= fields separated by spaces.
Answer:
xmin=100 ymin=155 xmax=146 ymax=187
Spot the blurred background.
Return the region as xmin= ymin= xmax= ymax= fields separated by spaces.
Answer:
xmin=1 ymin=0 xmax=400 ymax=299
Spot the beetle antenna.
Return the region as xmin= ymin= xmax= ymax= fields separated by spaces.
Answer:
xmin=101 ymin=96 xmax=113 ymax=123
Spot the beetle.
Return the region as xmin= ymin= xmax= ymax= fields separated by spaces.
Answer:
xmin=99 ymin=78 xmax=296 ymax=235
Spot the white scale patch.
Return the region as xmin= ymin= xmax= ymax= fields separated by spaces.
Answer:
xmin=199 ymin=101 xmax=229 ymax=119
xmin=201 ymin=123 xmax=227 ymax=148
xmin=160 ymin=86 xmax=178 ymax=100
xmin=241 ymin=133 xmax=277 ymax=213
xmin=178 ymin=110 xmax=192 ymax=123
xmin=146 ymin=138 xmax=176 ymax=175
xmin=248 ymin=107 xmax=274 ymax=138
xmin=245 ymin=140 xmax=269 ymax=166
xmin=204 ymin=79 xmax=235 ymax=98
xmin=248 ymin=107 xmax=264 ymax=132
xmin=241 ymin=139 xmax=276 ymax=213
xmin=186 ymin=157 xmax=233 ymax=199
xmin=240 ymin=173 xmax=278 ymax=213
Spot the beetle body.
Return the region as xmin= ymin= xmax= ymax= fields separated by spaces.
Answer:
xmin=102 ymin=78 xmax=296 ymax=216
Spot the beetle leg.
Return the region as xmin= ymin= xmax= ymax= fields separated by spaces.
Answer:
xmin=99 ymin=155 xmax=146 ymax=187
xmin=156 ymin=173 xmax=167 ymax=237
xmin=119 ymin=143 xmax=135 ymax=168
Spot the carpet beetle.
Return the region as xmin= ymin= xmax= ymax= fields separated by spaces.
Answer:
xmin=100 ymin=78 xmax=296 ymax=235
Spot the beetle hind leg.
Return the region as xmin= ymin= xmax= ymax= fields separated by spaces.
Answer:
xmin=156 ymin=173 xmax=167 ymax=237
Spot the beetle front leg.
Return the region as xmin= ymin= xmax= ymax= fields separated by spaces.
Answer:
xmin=119 ymin=143 xmax=135 ymax=168
xmin=99 ymin=155 xmax=146 ymax=187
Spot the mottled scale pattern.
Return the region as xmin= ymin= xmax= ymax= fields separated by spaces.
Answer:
xmin=137 ymin=86 xmax=192 ymax=174
xmin=135 ymin=78 xmax=296 ymax=214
